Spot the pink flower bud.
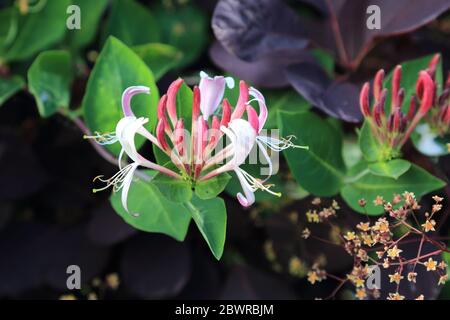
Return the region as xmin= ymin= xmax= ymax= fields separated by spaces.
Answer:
xmin=220 ymin=99 xmax=232 ymax=127
xmin=167 ymin=78 xmax=184 ymax=125
xmin=391 ymin=65 xmax=402 ymax=110
xmin=246 ymin=105 xmax=259 ymax=132
xmin=156 ymin=118 xmax=170 ymax=152
xmin=230 ymin=80 xmax=249 ymax=121
xmin=373 ymin=69 xmax=385 ymax=101
xmin=359 ymin=82 xmax=371 ymax=117
xmin=416 ymin=71 xmax=435 ymax=115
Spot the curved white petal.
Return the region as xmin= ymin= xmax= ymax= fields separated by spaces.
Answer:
xmin=121 ymin=86 xmax=150 ymax=117
xmin=256 ymin=140 xmax=273 ymax=182
xmin=248 ymin=87 xmax=267 ymax=133
xmin=121 ymin=163 xmax=140 ymax=216
xmin=234 ymin=168 xmax=255 ymax=207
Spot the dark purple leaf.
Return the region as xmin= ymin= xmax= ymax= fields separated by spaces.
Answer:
xmin=42 ymin=225 xmax=111 ymax=290
xmin=120 ymin=234 xmax=191 ymax=299
xmin=0 ymin=131 xmax=47 ymax=200
xmin=317 ymin=0 xmax=450 ymax=68
xmin=210 ymin=42 xmax=290 ymax=88
xmin=285 ymin=62 xmax=362 ymax=122
xmin=220 ymin=265 xmax=297 ymax=299
xmin=212 ymin=0 xmax=309 ymax=62
xmin=178 ymin=250 xmax=221 ymax=299
xmin=0 ymin=223 xmax=110 ymax=296
xmin=87 ymin=204 xmax=137 ymax=246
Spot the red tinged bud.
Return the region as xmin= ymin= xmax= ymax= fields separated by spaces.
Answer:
xmin=359 ymin=82 xmax=371 ymax=117
xmin=167 ymin=78 xmax=184 ymax=126
xmin=174 ymin=119 xmax=185 ymax=156
xmin=416 ymin=71 xmax=435 ymax=115
xmin=373 ymin=69 xmax=385 ymax=101
xmin=157 ymin=94 xmax=168 ymax=119
xmin=373 ymin=89 xmax=387 ymax=127
xmin=220 ymin=99 xmax=232 ymax=127
xmin=427 ymin=53 xmax=440 ymax=80
xmin=246 ymin=105 xmax=259 ymax=132
xmin=192 ymin=86 xmax=200 ymax=122
xmin=391 ymin=65 xmax=402 ymax=110
xmin=392 ymin=109 xmax=402 ymax=132
xmin=406 ymin=95 xmax=417 ymax=121
xmin=438 ymin=89 xmax=450 ymax=107
xmin=156 ymin=118 xmax=170 ymax=152
xmin=208 ymin=116 xmax=220 ymax=150
xmin=230 ymin=80 xmax=249 ymax=121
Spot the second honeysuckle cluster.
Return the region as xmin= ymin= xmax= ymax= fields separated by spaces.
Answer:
xmin=359 ymin=61 xmax=435 ymax=159
xmin=89 ymin=72 xmax=305 ymax=215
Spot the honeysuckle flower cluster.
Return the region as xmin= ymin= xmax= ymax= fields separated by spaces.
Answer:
xmin=359 ymin=62 xmax=435 ymax=159
xmin=302 ymin=193 xmax=450 ymax=300
xmin=89 ymin=72 xmax=305 ymax=215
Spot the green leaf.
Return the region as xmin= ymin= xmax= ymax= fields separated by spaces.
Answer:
xmin=368 ymin=159 xmax=411 ymax=179
xmin=110 ymin=171 xmax=191 ymax=241
xmin=341 ymin=163 xmax=446 ymax=215
xmin=186 ymin=196 xmax=227 ymax=260
xmin=0 ymin=76 xmax=24 ymax=106
xmin=0 ymin=7 xmax=18 ymax=49
xmin=264 ymin=90 xmax=310 ymax=129
xmin=103 ymin=0 xmax=160 ymax=46
xmin=132 ymin=43 xmax=183 ymax=81
xmin=358 ymin=121 xmax=389 ymax=162
xmin=154 ymin=3 xmax=208 ymax=68
xmin=195 ymin=173 xmax=231 ymax=200
xmin=278 ymin=111 xmax=345 ymax=196
xmin=384 ymin=54 xmax=443 ymax=113
xmin=2 ymin=0 xmax=69 ymax=62
xmin=65 ymin=0 xmax=108 ymax=50
xmin=27 ymin=50 xmax=73 ymax=117
xmin=82 ymin=36 xmax=159 ymax=155
xmin=152 ymin=170 xmax=192 ymax=203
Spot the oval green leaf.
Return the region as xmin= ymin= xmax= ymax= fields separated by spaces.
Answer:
xmin=82 ymin=36 xmax=159 ymax=155
xmin=368 ymin=159 xmax=411 ymax=180
xmin=110 ymin=171 xmax=191 ymax=241
xmin=186 ymin=196 xmax=227 ymax=260
xmin=28 ymin=50 xmax=72 ymax=117
xmin=278 ymin=110 xmax=345 ymax=196
xmin=341 ymin=163 xmax=446 ymax=215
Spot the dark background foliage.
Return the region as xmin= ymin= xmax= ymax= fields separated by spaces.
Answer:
xmin=0 ymin=0 xmax=450 ymax=300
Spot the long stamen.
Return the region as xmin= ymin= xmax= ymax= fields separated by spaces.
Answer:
xmin=84 ymin=132 xmax=118 ymax=145
xmin=239 ymin=168 xmax=281 ymax=197
xmin=92 ymin=163 xmax=135 ymax=193
xmin=256 ymin=135 xmax=309 ymax=151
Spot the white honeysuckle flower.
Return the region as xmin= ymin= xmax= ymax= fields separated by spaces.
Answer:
xmin=199 ymin=71 xmax=234 ymax=120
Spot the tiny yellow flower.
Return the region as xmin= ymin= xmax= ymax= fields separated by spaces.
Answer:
xmin=344 ymin=231 xmax=356 ymax=241
xmin=424 ymin=258 xmax=437 ymax=271
xmin=407 ymin=272 xmax=417 ymax=283
xmin=356 ymin=222 xmax=370 ymax=232
xmin=421 ymin=219 xmax=436 ymax=232
xmin=387 ymin=292 xmax=405 ymax=300
xmin=438 ymin=274 xmax=448 ymax=285
xmin=355 ymin=288 xmax=367 ymax=300
xmin=388 ymin=272 xmax=403 ymax=284
xmin=307 ymin=271 xmax=319 ymax=284
xmin=387 ymin=245 xmax=402 ymax=259
xmin=373 ymin=196 xmax=384 ymax=206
